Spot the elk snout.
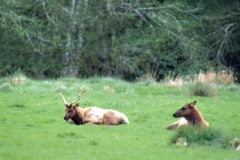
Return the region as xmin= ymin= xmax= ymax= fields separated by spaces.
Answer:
xmin=173 ymin=113 xmax=177 ymax=117
xmin=64 ymin=116 xmax=69 ymax=121
xmin=173 ymin=112 xmax=180 ymax=118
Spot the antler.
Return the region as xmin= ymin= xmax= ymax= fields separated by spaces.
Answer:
xmin=71 ymin=87 xmax=86 ymax=104
xmin=59 ymin=84 xmax=69 ymax=105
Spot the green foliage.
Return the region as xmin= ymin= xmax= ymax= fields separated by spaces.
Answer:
xmin=188 ymin=82 xmax=217 ymax=97
xmin=0 ymin=0 xmax=240 ymax=81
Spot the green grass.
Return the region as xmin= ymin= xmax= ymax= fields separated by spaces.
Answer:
xmin=0 ymin=76 xmax=240 ymax=160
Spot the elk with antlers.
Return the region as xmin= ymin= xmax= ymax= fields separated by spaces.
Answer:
xmin=59 ymin=87 xmax=129 ymax=125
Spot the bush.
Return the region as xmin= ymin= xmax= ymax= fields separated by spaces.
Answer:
xmin=188 ymin=82 xmax=217 ymax=97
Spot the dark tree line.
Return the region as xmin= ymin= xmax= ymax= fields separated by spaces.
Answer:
xmin=0 ymin=0 xmax=240 ymax=81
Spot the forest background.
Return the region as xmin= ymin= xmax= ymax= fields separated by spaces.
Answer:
xmin=0 ymin=0 xmax=239 ymax=82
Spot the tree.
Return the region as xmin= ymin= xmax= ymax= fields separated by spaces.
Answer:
xmin=0 ymin=0 xmax=239 ymax=81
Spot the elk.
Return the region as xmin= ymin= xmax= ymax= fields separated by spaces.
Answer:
xmin=166 ymin=101 xmax=209 ymax=130
xmin=59 ymin=87 xmax=129 ymax=125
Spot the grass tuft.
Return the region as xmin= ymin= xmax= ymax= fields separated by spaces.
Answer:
xmin=0 ymin=83 xmax=13 ymax=92
xmin=188 ymin=82 xmax=217 ymax=97
xmin=88 ymin=140 xmax=98 ymax=146
xmin=171 ymin=127 xmax=234 ymax=149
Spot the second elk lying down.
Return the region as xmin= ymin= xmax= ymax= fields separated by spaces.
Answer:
xmin=166 ymin=101 xmax=209 ymax=130
xmin=60 ymin=88 xmax=129 ymax=125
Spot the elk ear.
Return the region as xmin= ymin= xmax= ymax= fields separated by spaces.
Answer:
xmin=189 ymin=100 xmax=197 ymax=108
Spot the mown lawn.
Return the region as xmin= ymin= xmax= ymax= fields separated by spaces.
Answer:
xmin=0 ymin=76 xmax=239 ymax=160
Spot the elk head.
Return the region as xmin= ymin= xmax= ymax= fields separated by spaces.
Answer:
xmin=59 ymin=86 xmax=86 ymax=121
xmin=173 ymin=101 xmax=197 ymax=118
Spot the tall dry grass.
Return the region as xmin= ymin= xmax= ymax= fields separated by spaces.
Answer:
xmin=165 ymin=70 xmax=234 ymax=87
xmin=194 ymin=70 xmax=234 ymax=84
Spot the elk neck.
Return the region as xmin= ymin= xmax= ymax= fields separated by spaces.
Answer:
xmin=71 ymin=107 xmax=84 ymax=125
xmin=185 ymin=107 xmax=204 ymax=125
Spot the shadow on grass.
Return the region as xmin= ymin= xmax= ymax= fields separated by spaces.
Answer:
xmin=57 ymin=132 xmax=82 ymax=138
xmin=7 ymin=104 xmax=27 ymax=108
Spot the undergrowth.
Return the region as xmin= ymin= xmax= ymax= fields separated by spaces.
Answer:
xmin=171 ymin=126 xmax=236 ymax=149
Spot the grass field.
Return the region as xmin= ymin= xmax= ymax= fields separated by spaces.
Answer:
xmin=0 ymin=76 xmax=239 ymax=160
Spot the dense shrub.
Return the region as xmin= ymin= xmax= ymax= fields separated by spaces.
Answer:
xmin=188 ymin=82 xmax=217 ymax=97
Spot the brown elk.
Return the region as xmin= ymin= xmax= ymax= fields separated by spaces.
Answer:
xmin=166 ymin=101 xmax=209 ymax=130
xmin=59 ymin=88 xmax=129 ymax=125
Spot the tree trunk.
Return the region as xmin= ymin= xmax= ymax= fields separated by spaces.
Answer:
xmin=62 ymin=0 xmax=82 ymax=76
